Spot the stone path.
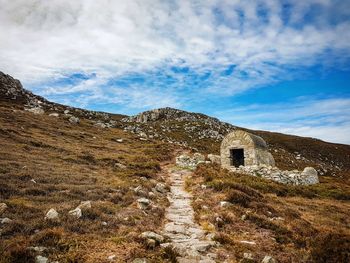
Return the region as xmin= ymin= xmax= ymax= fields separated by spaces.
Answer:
xmin=161 ymin=168 xmax=217 ymax=263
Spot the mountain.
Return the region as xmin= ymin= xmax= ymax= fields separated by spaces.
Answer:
xmin=1 ymin=71 xmax=349 ymax=263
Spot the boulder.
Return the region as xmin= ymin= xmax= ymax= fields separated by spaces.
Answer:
xmin=0 ymin=203 xmax=7 ymax=214
xmin=68 ymin=207 xmax=82 ymax=218
xmin=45 ymin=208 xmax=59 ymax=220
xmin=300 ymin=167 xmax=319 ymax=185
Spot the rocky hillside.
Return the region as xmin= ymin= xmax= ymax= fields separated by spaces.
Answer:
xmin=0 ymin=71 xmax=125 ymax=127
xmin=121 ymin=108 xmax=350 ymax=180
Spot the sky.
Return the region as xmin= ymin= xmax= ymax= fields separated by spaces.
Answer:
xmin=0 ymin=0 xmax=350 ymax=144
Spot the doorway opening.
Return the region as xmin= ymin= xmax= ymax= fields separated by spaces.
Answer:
xmin=230 ymin=148 xmax=244 ymax=167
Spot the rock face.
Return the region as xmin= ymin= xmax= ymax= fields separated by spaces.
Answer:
xmin=176 ymin=153 xmax=206 ymax=169
xmin=221 ymin=130 xmax=275 ymax=168
xmin=230 ymin=164 xmax=319 ymax=185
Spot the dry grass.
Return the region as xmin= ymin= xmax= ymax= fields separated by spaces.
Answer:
xmin=0 ymin=102 xmax=175 ymax=262
xmin=186 ymin=164 xmax=350 ymax=263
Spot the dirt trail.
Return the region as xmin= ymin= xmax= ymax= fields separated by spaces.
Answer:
xmin=161 ymin=168 xmax=217 ymax=263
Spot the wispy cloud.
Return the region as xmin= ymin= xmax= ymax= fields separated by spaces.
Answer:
xmin=215 ymin=97 xmax=350 ymax=144
xmin=0 ymin=0 xmax=349 ymax=143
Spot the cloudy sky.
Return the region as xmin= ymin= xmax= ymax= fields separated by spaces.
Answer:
xmin=1 ymin=0 xmax=350 ymax=144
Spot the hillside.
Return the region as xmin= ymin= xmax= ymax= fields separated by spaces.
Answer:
xmin=0 ymin=72 xmax=349 ymax=263
xmin=121 ymin=108 xmax=350 ymax=179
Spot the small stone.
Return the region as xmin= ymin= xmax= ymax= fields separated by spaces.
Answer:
xmin=107 ymin=254 xmax=116 ymax=261
xmin=241 ymin=214 xmax=247 ymax=221
xmin=68 ymin=207 xmax=82 ymax=218
xmin=35 ymin=255 xmax=48 ymax=263
xmin=30 ymin=179 xmax=37 ymax=183
xmin=102 ymin=221 xmax=108 ymax=226
xmin=132 ymin=258 xmax=148 ymax=263
xmin=69 ymin=116 xmax=80 ymax=124
xmin=243 ymin=253 xmax=254 ymax=260
xmin=49 ymin=113 xmax=59 ymax=117
xmin=78 ymin=201 xmax=91 ymax=209
xmin=116 ymin=139 xmax=123 ymax=143
xmin=0 ymin=203 xmax=7 ymax=214
xmin=1 ymin=217 xmax=12 ymax=224
xmin=137 ymin=198 xmax=150 ymax=210
xmin=155 ymin=183 xmax=167 ymax=193
xmin=45 ymin=208 xmax=59 ymax=220
xmin=262 ymin=255 xmax=277 ymax=263
xmin=140 ymin=231 xmax=164 ymax=243
xmin=64 ymin=110 xmax=70 ymax=114
xmin=220 ymin=201 xmax=231 ymax=208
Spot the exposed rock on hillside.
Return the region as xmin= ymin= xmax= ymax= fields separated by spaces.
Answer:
xmin=0 ymin=71 xmax=124 ymax=126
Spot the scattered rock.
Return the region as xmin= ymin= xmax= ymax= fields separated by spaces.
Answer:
xmin=30 ymin=179 xmax=37 ymax=183
xmin=0 ymin=203 xmax=7 ymax=214
xmin=35 ymin=255 xmax=48 ymax=263
xmin=230 ymin=165 xmax=319 ymax=185
xmin=45 ymin=208 xmax=59 ymax=220
xmin=262 ymin=256 xmax=277 ymax=263
xmin=49 ymin=113 xmax=59 ymax=117
xmin=69 ymin=116 xmax=80 ymax=124
xmin=68 ymin=207 xmax=82 ymax=218
xmin=176 ymin=153 xmax=206 ymax=169
xmin=26 ymin=107 xmax=44 ymax=115
xmin=1 ymin=217 xmax=12 ymax=224
xmin=137 ymin=198 xmax=150 ymax=210
xmin=116 ymin=139 xmax=123 ymax=143
xmin=140 ymin=231 xmax=164 ymax=243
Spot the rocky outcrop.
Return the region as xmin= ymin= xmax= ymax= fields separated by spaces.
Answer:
xmin=229 ymin=165 xmax=319 ymax=185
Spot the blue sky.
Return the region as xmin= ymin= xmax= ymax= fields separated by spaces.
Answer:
xmin=1 ymin=0 xmax=350 ymax=144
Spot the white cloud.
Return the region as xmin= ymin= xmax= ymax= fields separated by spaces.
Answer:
xmin=0 ymin=0 xmax=349 ymax=143
xmin=216 ymin=98 xmax=350 ymax=145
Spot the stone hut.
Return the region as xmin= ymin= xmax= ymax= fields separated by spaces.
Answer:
xmin=220 ymin=130 xmax=275 ymax=169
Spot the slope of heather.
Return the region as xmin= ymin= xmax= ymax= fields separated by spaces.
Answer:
xmin=0 ymin=72 xmax=176 ymax=262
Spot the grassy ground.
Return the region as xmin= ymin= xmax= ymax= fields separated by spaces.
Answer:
xmin=0 ymin=102 xmax=176 ymax=262
xmin=186 ymin=164 xmax=350 ymax=263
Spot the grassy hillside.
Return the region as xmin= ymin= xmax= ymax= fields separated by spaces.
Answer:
xmin=0 ymin=100 xmax=176 ymax=262
xmin=186 ymin=164 xmax=350 ymax=263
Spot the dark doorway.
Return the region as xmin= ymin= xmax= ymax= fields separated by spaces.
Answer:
xmin=230 ymin=149 xmax=244 ymax=167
